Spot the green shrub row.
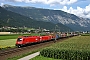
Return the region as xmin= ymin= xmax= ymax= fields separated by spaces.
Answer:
xmin=40 ymin=48 xmax=90 ymax=60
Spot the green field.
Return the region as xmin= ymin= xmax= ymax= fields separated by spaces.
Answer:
xmin=31 ymin=35 xmax=90 ymax=60
xmin=0 ymin=39 xmax=16 ymax=48
xmin=51 ymin=36 xmax=90 ymax=51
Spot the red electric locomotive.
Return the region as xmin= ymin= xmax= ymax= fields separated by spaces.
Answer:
xmin=16 ymin=35 xmax=55 ymax=48
xmin=16 ymin=36 xmax=40 ymax=47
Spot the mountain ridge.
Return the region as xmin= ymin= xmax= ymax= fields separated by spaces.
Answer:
xmin=2 ymin=4 xmax=90 ymax=31
xmin=0 ymin=6 xmax=72 ymax=32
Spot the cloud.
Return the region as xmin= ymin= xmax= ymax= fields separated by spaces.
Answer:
xmin=0 ymin=3 xmax=4 ymax=7
xmin=60 ymin=0 xmax=77 ymax=5
xmin=4 ymin=0 xmax=77 ymax=5
xmin=61 ymin=4 xmax=90 ymax=19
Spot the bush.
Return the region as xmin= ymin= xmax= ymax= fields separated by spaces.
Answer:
xmin=40 ymin=48 xmax=90 ymax=60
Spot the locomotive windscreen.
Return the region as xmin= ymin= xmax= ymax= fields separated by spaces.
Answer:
xmin=17 ymin=38 xmax=23 ymax=41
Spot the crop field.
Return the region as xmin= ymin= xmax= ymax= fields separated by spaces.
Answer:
xmin=31 ymin=35 xmax=90 ymax=60
xmin=50 ymin=36 xmax=90 ymax=51
xmin=0 ymin=33 xmax=42 ymax=49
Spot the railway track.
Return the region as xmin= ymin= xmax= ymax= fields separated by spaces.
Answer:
xmin=0 ymin=48 xmax=23 ymax=56
xmin=0 ymin=36 xmax=74 ymax=60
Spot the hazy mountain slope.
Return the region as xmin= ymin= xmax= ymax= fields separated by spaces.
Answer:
xmin=0 ymin=6 xmax=72 ymax=32
xmin=3 ymin=4 xmax=90 ymax=31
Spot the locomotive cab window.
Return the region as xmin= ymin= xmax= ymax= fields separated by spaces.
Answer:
xmin=17 ymin=38 xmax=23 ymax=41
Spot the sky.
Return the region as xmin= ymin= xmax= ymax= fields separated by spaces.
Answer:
xmin=0 ymin=0 xmax=90 ymax=19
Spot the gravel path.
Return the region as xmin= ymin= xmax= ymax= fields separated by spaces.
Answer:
xmin=18 ymin=52 xmax=40 ymax=60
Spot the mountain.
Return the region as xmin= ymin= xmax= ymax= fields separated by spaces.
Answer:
xmin=2 ymin=4 xmax=90 ymax=31
xmin=0 ymin=6 xmax=71 ymax=32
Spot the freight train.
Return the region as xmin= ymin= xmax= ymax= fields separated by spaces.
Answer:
xmin=15 ymin=33 xmax=77 ymax=48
